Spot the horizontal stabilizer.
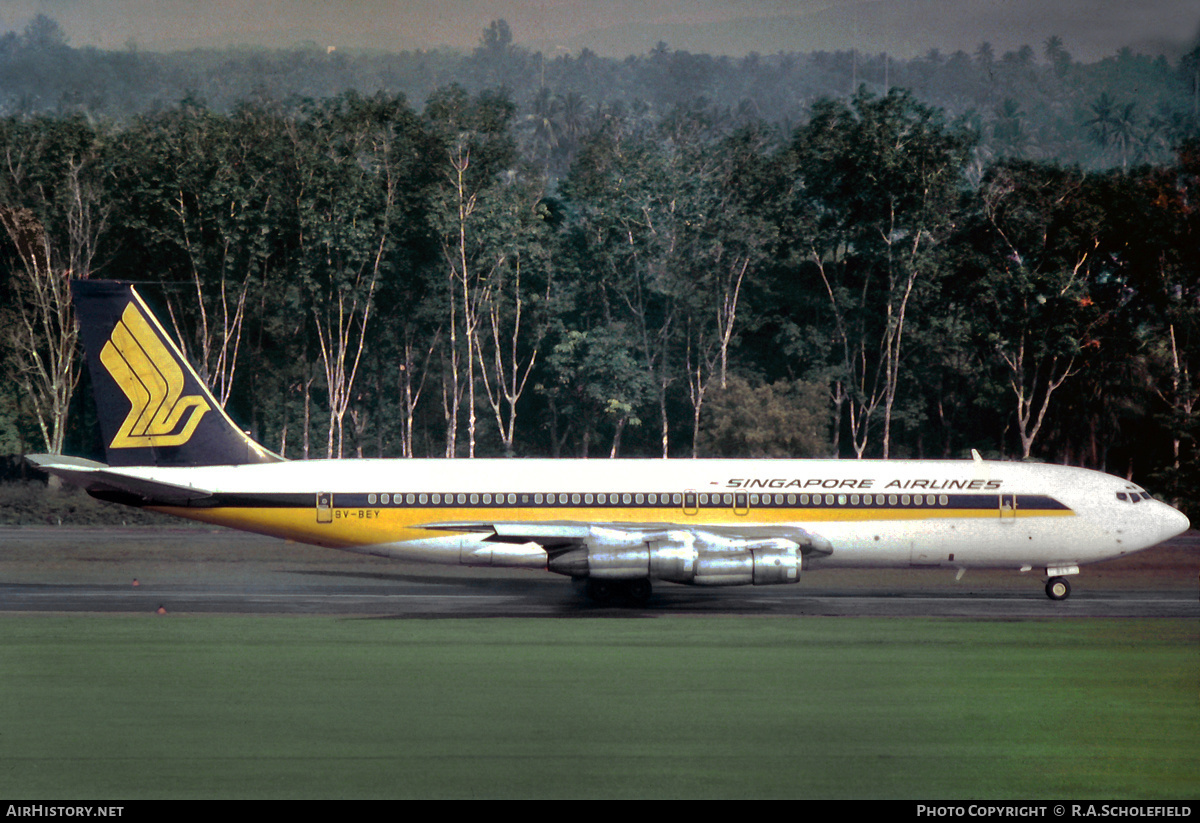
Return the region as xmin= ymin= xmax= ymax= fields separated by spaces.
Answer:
xmin=25 ymin=454 xmax=213 ymax=503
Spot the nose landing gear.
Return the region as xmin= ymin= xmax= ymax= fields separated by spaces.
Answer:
xmin=1045 ymin=576 xmax=1071 ymax=601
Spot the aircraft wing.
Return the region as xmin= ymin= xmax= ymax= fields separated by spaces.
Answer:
xmin=420 ymin=519 xmax=834 ymax=557
xmin=25 ymin=454 xmax=213 ymax=504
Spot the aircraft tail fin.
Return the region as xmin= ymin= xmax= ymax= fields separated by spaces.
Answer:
xmin=72 ymin=280 xmax=282 ymax=467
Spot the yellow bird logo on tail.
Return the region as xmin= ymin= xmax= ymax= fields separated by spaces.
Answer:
xmin=100 ymin=303 xmax=210 ymax=448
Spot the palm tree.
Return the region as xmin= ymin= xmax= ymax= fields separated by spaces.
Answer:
xmin=1111 ymin=102 xmax=1141 ymax=169
xmin=1084 ymin=93 xmax=1117 ymax=160
xmin=1043 ymin=35 xmax=1071 ymax=74
xmin=993 ymin=98 xmax=1028 ymax=155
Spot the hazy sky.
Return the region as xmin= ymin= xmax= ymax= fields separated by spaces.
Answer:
xmin=1 ymin=0 xmax=1197 ymax=61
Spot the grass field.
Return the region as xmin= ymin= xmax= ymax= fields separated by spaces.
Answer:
xmin=2 ymin=616 xmax=1197 ymax=799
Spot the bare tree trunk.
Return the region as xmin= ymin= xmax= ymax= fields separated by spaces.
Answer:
xmin=315 ymin=265 xmax=379 ymax=459
xmin=401 ymin=326 xmax=438 ymax=458
xmin=686 ymin=256 xmax=749 ymax=458
xmin=0 ymin=207 xmax=79 ymax=456
xmin=878 ymin=222 xmax=923 ymax=460
xmin=477 ymin=257 xmax=542 ymax=457
xmin=812 ymin=249 xmax=884 ymax=459
xmin=163 ymin=189 xmax=251 ymax=407
xmin=998 ymin=337 xmax=1076 ymax=459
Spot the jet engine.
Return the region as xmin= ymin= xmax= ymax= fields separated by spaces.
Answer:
xmin=545 ymin=527 xmax=803 ymax=586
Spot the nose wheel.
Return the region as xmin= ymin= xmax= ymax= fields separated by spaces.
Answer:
xmin=1045 ymin=576 xmax=1071 ymax=601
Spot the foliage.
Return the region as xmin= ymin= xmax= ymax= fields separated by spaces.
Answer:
xmin=0 ymin=18 xmax=1198 ymax=506
xmin=0 ymin=479 xmax=176 ymax=525
xmin=696 ymin=376 xmax=830 ymax=458
xmin=1 ymin=16 xmax=1195 ymax=169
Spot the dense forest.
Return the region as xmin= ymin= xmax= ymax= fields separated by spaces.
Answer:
xmin=2 ymin=16 xmax=1199 ymax=515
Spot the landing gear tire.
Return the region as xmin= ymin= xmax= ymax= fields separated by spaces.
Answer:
xmin=624 ymin=578 xmax=652 ymax=605
xmin=584 ymin=579 xmax=652 ymax=606
xmin=1045 ymin=576 xmax=1071 ymax=601
xmin=585 ymin=579 xmax=616 ymax=604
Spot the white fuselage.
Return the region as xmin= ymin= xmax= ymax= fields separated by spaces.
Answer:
xmin=111 ymin=457 xmax=1189 ymax=578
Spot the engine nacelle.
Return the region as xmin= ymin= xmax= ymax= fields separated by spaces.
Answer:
xmin=546 ymin=530 xmax=801 ymax=586
xmin=693 ymin=540 xmax=801 ymax=586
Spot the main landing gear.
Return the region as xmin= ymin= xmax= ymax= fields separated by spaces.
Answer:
xmin=1045 ymin=576 xmax=1072 ymax=601
xmin=584 ymin=578 xmax=652 ymax=606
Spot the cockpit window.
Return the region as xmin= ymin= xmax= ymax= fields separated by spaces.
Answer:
xmin=1117 ymin=491 xmax=1154 ymax=503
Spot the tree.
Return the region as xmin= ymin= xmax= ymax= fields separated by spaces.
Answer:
xmin=1043 ymin=35 xmax=1071 ymax=75
xmin=300 ymin=93 xmax=426 ymax=458
xmin=678 ymin=126 xmax=775 ymax=457
xmin=696 ymin=376 xmax=829 ymax=457
xmin=0 ymin=206 xmax=78 ymax=456
xmin=781 ymin=88 xmax=975 ymax=458
xmin=426 ymin=85 xmax=522 ymax=457
xmin=475 ymin=188 xmax=555 ymax=458
xmin=540 ymin=326 xmax=655 ymax=458
xmin=993 ymin=98 xmax=1029 ymax=157
xmin=22 ymin=14 xmax=67 ymax=51
xmin=110 ymin=101 xmax=270 ymax=407
xmin=0 ymin=115 xmax=108 ymax=456
xmin=1100 ymin=142 xmax=1200 ymax=501
xmin=958 ymin=162 xmax=1107 ymax=459
xmin=559 ymin=126 xmax=682 ymax=457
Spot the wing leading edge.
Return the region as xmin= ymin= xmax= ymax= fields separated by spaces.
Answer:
xmin=419 ymin=520 xmax=833 ymax=585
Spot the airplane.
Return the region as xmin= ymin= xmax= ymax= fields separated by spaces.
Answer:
xmin=26 ymin=280 xmax=1191 ymax=604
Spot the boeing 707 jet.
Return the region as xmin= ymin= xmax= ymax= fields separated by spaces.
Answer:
xmin=27 ymin=281 xmax=1191 ymax=604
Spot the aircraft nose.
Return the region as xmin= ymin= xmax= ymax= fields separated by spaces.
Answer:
xmin=1162 ymin=504 xmax=1191 ymax=540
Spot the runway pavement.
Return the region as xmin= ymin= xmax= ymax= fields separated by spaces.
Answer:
xmin=1 ymin=526 xmax=1196 ymax=618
